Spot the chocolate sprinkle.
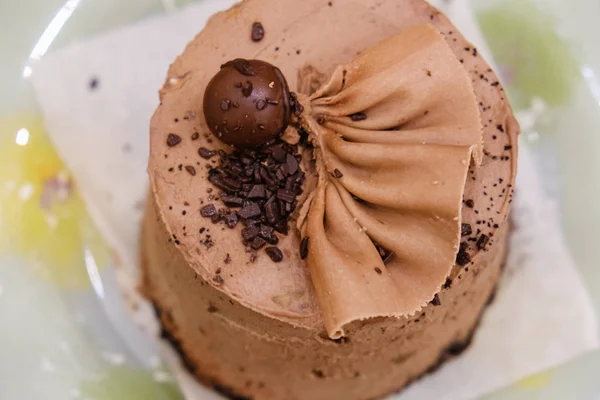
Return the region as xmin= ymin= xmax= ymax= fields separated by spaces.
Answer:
xmin=299 ymin=237 xmax=309 ymax=260
xmin=265 ymin=246 xmax=283 ymax=262
xmin=199 ymin=147 xmax=217 ymax=159
xmin=167 ymin=133 xmax=182 ymax=147
xmin=251 ymin=22 xmax=265 ymax=42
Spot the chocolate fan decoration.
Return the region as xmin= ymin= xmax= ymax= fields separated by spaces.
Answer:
xmin=295 ymin=24 xmax=483 ymax=338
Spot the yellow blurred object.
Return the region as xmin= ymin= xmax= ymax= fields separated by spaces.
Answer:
xmin=0 ymin=113 xmax=108 ymax=289
xmin=516 ymin=370 xmax=553 ymax=390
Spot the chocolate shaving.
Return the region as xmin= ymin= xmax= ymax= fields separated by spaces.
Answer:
xmin=201 ymin=139 xmax=305 ymax=262
xmin=238 ymin=202 xmax=262 ymax=219
xmin=300 ymin=237 xmax=309 ymax=260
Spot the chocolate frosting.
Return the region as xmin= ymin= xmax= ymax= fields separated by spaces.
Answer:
xmin=148 ymin=0 xmax=518 ymax=334
xmin=297 ymin=24 xmax=483 ymax=338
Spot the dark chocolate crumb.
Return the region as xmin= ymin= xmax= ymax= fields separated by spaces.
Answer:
xmin=200 ymin=204 xmax=217 ymax=218
xmin=251 ymin=22 xmax=265 ymax=42
xmin=250 ymin=236 xmax=267 ymax=250
xmin=224 ymin=253 xmax=231 ymax=264
xmin=496 ymin=124 xmax=504 ymax=133
xmin=212 ymin=275 xmax=224 ymax=286
xmin=198 ymin=147 xmax=216 ymax=159
xmin=374 ymin=267 xmax=383 ymax=274
xmin=461 ymin=223 xmax=472 ymax=237
xmin=349 ymin=112 xmax=367 ymax=121
xmin=333 ymin=169 xmax=343 ymax=178
xmin=265 ymin=246 xmax=283 ymax=262
xmin=465 ymin=199 xmax=475 ymax=208
xmin=207 ymin=304 xmax=218 ymax=313
xmin=185 ymin=165 xmax=196 ymax=176
xmin=191 ymin=132 xmax=200 ymax=140
xmin=312 ymin=369 xmax=325 ymax=379
xmin=476 ymin=234 xmax=489 ymax=249
xmin=432 ymin=294 xmax=441 ymax=306
xmin=167 ymin=133 xmax=182 ymax=147
xmin=456 ymin=250 xmax=471 ymax=266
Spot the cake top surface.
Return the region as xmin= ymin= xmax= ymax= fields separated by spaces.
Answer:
xmin=148 ymin=0 xmax=519 ymax=332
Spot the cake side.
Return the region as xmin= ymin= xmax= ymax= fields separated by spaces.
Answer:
xmin=141 ymin=196 xmax=508 ymax=400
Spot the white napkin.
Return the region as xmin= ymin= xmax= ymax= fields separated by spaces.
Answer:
xmin=30 ymin=1 xmax=598 ymax=399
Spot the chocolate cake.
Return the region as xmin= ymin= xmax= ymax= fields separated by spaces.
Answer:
xmin=140 ymin=0 xmax=519 ymax=399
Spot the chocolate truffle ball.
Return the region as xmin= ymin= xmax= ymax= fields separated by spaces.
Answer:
xmin=203 ymin=59 xmax=291 ymax=148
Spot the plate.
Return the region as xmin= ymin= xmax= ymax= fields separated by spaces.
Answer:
xmin=0 ymin=0 xmax=598 ymax=399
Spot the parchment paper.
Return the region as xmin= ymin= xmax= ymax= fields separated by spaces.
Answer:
xmin=30 ymin=1 xmax=598 ymax=399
